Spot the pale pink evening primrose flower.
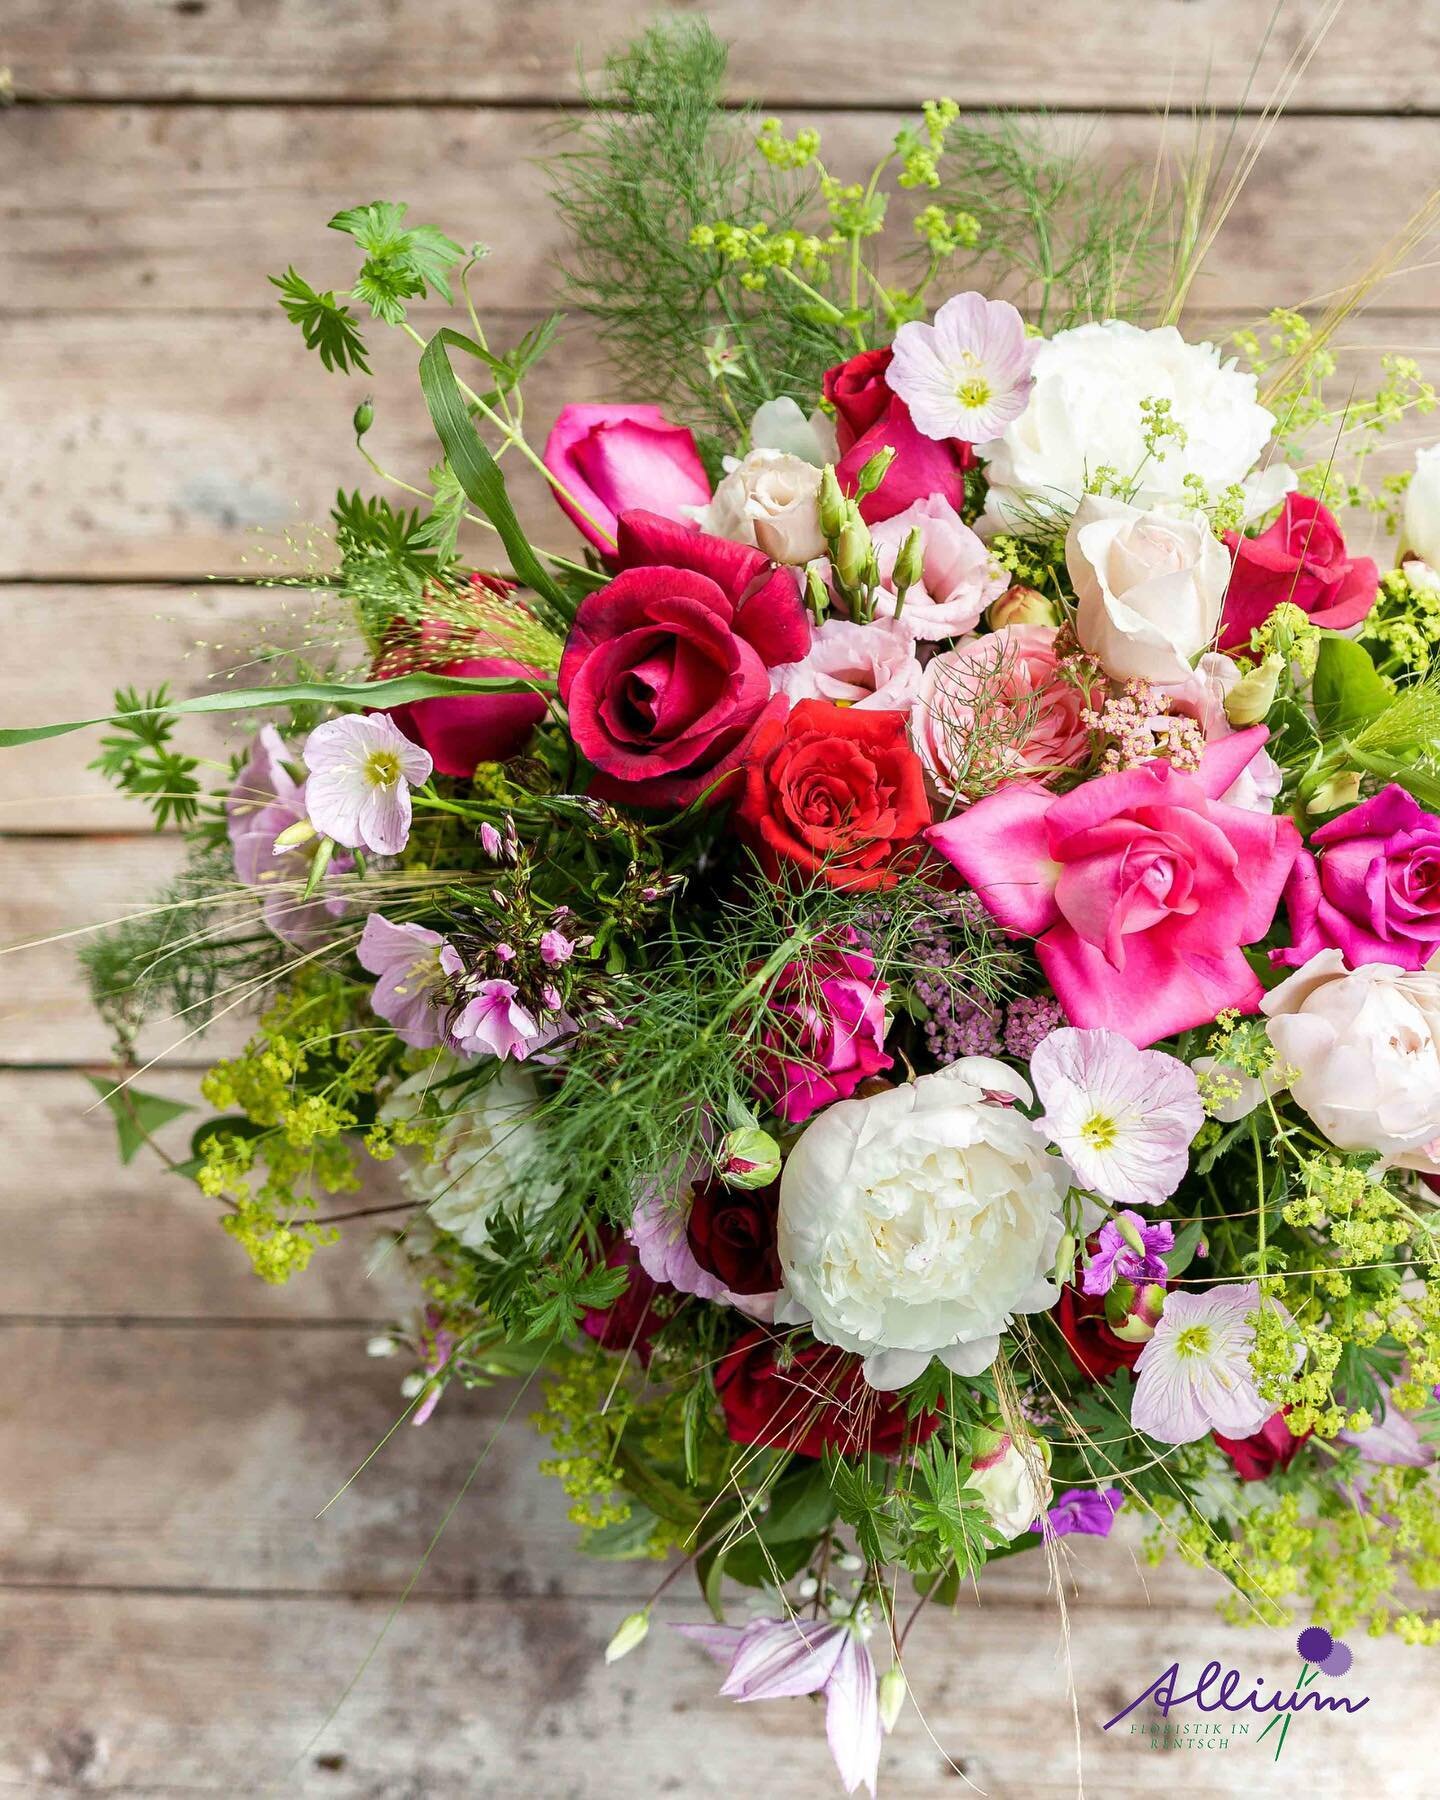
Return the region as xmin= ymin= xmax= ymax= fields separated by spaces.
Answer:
xmin=1082 ymin=1212 xmax=1175 ymax=1297
xmin=1030 ymin=1027 xmax=1204 ymax=1207
xmin=1131 ymin=1282 xmax=1292 ymax=1445
xmin=227 ymin=725 xmax=351 ymax=947
xmin=356 ymin=914 xmax=450 ymax=1050
xmin=885 ymin=291 xmax=1038 ymax=445
xmin=674 ymin=1617 xmax=881 ymax=1797
xmin=301 ymin=713 xmax=433 ymax=856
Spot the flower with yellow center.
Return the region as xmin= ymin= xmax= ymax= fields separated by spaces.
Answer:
xmin=302 ymin=712 xmax=433 ymax=856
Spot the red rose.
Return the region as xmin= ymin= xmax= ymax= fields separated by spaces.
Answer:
xmin=558 ymin=510 xmax=808 ymax=809
xmin=377 ymin=587 xmax=548 ymax=776
xmin=687 ymin=1177 xmax=782 ymax=1296
xmin=715 ymin=1329 xmax=940 ymax=1459
xmin=1213 ymin=1409 xmax=1311 ymax=1481
xmin=1220 ymin=494 xmax=1379 ymax=650
xmin=1055 ymin=1284 xmax=1145 ymax=1383
xmin=736 ymin=699 xmax=931 ymax=891
xmin=823 ymin=348 xmax=975 ymax=525
xmin=581 ymin=1234 xmax=666 ymax=1363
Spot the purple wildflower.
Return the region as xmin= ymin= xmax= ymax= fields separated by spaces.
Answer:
xmin=1082 ymin=1212 xmax=1175 ymax=1297
xmin=1035 ymin=1486 xmax=1124 ymax=1540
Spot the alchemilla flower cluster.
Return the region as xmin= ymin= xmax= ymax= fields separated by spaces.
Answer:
xmin=35 ymin=25 xmax=1440 ymax=1794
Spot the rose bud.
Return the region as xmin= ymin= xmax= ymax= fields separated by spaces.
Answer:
xmin=718 ymin=1126 xmax=783 ymax=1190
xmin=1105 ymin=1278 xmax=1166 ymax=1345
xmin=988 ymin=584 xmax=1058 ymax=630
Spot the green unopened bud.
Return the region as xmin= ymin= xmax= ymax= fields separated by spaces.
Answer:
xmin=853 ymin=444 xmax=896 ymax=499
xmin=1108 ymin=1280 xmax=1166 ymax=1344
xmin=1223 ymin=653 xmax=1283 ymax=727
xmin=353 ymin=396 xmax=375 ymax=439
xmin=1307 ymin=771 xmax=1362 ymax=815
xmin=1053 ymin=1230 xmax=1077 ymax=1287
xmin=988 ymin=584 xmax=1058 ymax=630
xmin=720 ymin=1126 xmax=783 ymax=1189
xmin=272 ymin=818 xmax=318 ymax=851
xmin=818 ymin=465 xmax=847 ymax=538
xmin=804 ymin=564 xmax=830 ymax=622
xmin=604 ymin=1609 xmax=651 ymax=1665
xmin=1114 ymin=1213 xmax=1148 ymax=1258
xmin=835 ymin=517 xmax=871 ymax=590
xmin=300 ymin=834 xmax=336 ymax=901
xmin=892 ymin=526 xmax=925 ymax=596
xmin=878 ymin=1665 xmax=907 ymax=1732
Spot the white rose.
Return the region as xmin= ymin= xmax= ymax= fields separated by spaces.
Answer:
xmin=1067 ymin=494 xmax=1230 ymax=686
xmin=692 ymin=447 xmax=824 ymax=564
xmin=382 ymin=1059 xmax=554 ymax=1250
xmin=1262 ymin=950 xmax=1440 ymax=1172
xmin=968 ymin=1431 xmax=1053 ymax=1540
xmin=769 ymin=617 xmax=923 ymax=713
xmin=775 ymin=1059 xmax=1068 ymax=1391
xmin=981 ymin=320 xmax=1274 ymax=535
xmin=1405 ymin=445 xmax=1440 ymax=567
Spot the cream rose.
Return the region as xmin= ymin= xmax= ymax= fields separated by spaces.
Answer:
xmin=693 ymin=447 xmax=824 ymax=564
xmin=1066 ymin=494 xmax=1230 ymax=685
xmin=1261 ymin=949 xmax=1440 ymax=1172
xmin=774 ymin=1059 xmax=1068 ymax=1391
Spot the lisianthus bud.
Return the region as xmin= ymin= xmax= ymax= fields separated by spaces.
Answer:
xmin=604 ymin=1609 xmax=651 ymax=1664
xmin=878 ymin=1665 xmax=907 ymax=1732
xmin=835 ymin=516 xmax=871 ymax=591
xmin=804 ymin=564 xmax=830 ymax=622
xmin=891 ymin=526 xmax=925 ymax=598
xmin=353 ymin=396 xmax=375 ymax=439
xmin=719 ymin=1126 xmax=783 ymax=1189
xmin=1223 ymin=653 xmax=1283 ymax=726
xmin=818 ymin=465 xmax=847 ymax=538
xmin=1106 ymin=1279 xmax=1166 ymax=1344
xmin=1114 ymin=1213 xmax=1149 ymax=1258
xmin=1307 ymin=771 xmax=1362 ymax=814
xmin=853 ymin=444 xmax=897 ymax=499
xmin=1053 ymin=1230 xmax=1077 ymax=1287
xmin=988 ymin=584 xmax=1057 ymax=630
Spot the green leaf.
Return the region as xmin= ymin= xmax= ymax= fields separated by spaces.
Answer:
xmin=579 ymin=1504 xmax=664 ymax=1560
xmin=329 ymin=203 xmax=465 ymax=313
xmin=1166 ymin=1219 xmax=1206 ymax=1277
xmin=756 ymin=1459 xmax=839 ymax=1545
xmin=1312 ymin=633 xmax=1391 ymax=739
xmin=417 ymin=327 xmax=572 ymax=626
xmin=268 ymin=267 xmax=370 ymax=375
xmin=409 ymin=461 xmax=468 ymax=564
xmin=85 ymin=1077 xmax=193 ymax=1165
xmin=0 ymin=669 xmax=555 ymax=750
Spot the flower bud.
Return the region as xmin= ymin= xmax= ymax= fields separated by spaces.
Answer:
xmin=719 ymin=1126 xmax=783 ymax=1190
xmin=891 ymin=526 xmax=925 ymax=598
xmin=272 ymin=818 xmax=317 ymax=851
xmin=1223 ymin=653 xmax=1283 ymax=726
xmin=988 ymin=584 xmax=1057 ymax=630
xmin=1052 ymin=1230 xmax=1077 ymax=1287
xmin=353 ymin=396 xmax=375 ymax=439
xmin=604 ymin=1609 xmax=651 ymax=1665
xmin=835 ymin=517 xmax=871 ymax=591
xmin=818 ymin=465 xmax=847 ymax=539
xmin=1106 ymin=1279 xmax=1166 ymax=1344
xmin=1307 ymin=771 xmax=1362 ymax=815
xmin=1113 ymin=1213 xmax=1148 ymax=1259
xmin=853 ymin=444 xmax=896 ymax=499
xmin=878 ymin=1665 xmax=907 ymax=1732
xmin=804 ymin=564 xmax=830 ymax=622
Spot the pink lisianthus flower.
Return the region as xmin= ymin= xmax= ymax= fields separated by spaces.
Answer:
xmin=1030 ymin=1028 xmax=1203 ymax=1207
xmin=356 ymin=913 xmax=451 ymax=1050
xmin=911 ymin=624 xmax=1095 ymax=798
xmin=226 ymin=725 xmax=351 ymax=947
xmin=675 ymin=1616 xmax=882 ymax=1798
xmin=770 ymin=617 xmax=923 ymax=714
xmin=866 ymin=493 xmax=1008 ymax=640
xmin=751 ymin=936 xmax=892 ymax=1124
xmin=542 ymin=403 xmax=711 ymax=555
xmin=1162 ymin=652 xmax=1283 ymax=814
xmin=926 ymin=728 xmax=1302 ymax=1046
xmin=1131 ymin=1282 xmax=1295 ymax=1445
xmin=301 ymin=713 xmax=432 ymax=856
xmin=885 ymin=291 xmax=1038 ymax=445
xmin=1276 ymin=784 xmax=1440 ymax=972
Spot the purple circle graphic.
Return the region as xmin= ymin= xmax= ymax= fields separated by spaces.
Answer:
xmin=1319 ymin=1640 xmax=1353 ymax=1677
xmin=1296 ymin=1625 xmax=1333 ymax=1663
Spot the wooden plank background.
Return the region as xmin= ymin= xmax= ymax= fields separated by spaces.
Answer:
xmin=2 ymin=3 xmax=1437 ymax=1793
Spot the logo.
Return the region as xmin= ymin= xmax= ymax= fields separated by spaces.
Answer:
xmin=1104 ymin=1627 xmax=1368 ymax=1760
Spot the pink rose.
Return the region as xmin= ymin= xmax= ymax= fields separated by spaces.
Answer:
xmin=867 ymin=494 xmax=1007 ymax=640
xmin=926 ymin=729 xmax=1301 ymax=1046
xmin=770 ymin=617 xmax=922 ymax=713
xmin=751 ymin=936 xmax=891 ymax=1123
xmin=1276 ymin=784 xmax=1440 ymax=972
xmin=559 ymin=510 xmax=808 ymax=808
xmin=911 ymin=624 xmax=1094 ymax=798
xmin=1220 ymin=493 xmax=1379 ymax=650
xmin=543 ymin=404 xmax=711 ymax=555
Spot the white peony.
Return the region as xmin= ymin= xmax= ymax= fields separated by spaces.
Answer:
xmin=1405 ymin=444 xmax=1440 ymax=567
xmin=748 ymin=395 xmax=838 ymax=466
xmin=980 ymin=320 xmax=1274 ymax=534
xmin=1066 ymin=494 xmax=1231 ymax=686
xmin=775 ymin=1059 xmax=1069 ymax=1390
xmin=968 ymin=1430 xmax=1053 ymax=1540
xmin=1262 ymin=950 xmax=1440 ymax=1173
xmin=383 ymin=1059 xmax=554 ymax=1250
xmin=692 ymin=447 xmax=825 ymax=565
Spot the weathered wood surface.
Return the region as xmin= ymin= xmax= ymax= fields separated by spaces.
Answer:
xmin=6 ymin=0 xmax=1437 ymax=111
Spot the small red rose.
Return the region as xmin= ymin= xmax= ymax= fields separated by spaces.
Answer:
xmin=715 ymin=1329 xmax=940 ymax=1459
xmin=686 ymin=1176 xmax=782 ymax=1296
xmin=823 ymin=347 xmax=974 ymax=524
xmin=1213 ymin=1409 xmax=1311 ymax=1481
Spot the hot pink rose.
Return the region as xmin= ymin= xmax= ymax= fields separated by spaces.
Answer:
xmin=751 ymin=935 xmax=892 ymax=1123
xmin=1220 ymin=493 xmax=1379 ymax=650
xmin=911 ymin=624 xmax=1095 ymax=798
xmin=823 ymin=347 xmax=974 ymax=524
xmin=559 ymin=510 xmax=808 ymax=808
xmin=926 ymin=729 xmax=1301 ymax=1046
xmin=1276 ymin=784 xmax=1440 ymax=972
xmin=543 ymin=403 xmax=711 ymax=555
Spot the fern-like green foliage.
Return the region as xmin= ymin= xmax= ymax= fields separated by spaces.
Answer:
xmin=548 ymin=20 xmax=846 ymax=462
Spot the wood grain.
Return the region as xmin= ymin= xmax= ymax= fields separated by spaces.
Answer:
xmin=6 ymin=0 xmax=1437 ymax=111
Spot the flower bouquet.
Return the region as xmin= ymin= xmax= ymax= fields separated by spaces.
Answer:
xmin=14 ymin=21 xmax=1440 ymax=1793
